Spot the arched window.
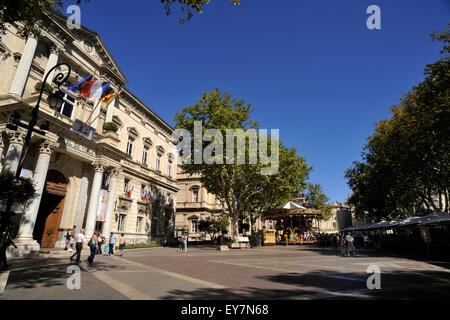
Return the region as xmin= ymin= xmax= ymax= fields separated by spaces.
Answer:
xmin=189 ymin=215 xmax=199 ymax=233
xmin=136 ymin=210 xmax=144 ymax=233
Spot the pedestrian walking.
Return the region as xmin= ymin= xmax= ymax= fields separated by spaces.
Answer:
xmin=108 ymin=232 xmax=117 ymax=256
xmin=87 ymin=232 xmax=98 ymax=264
xmin=363 ymin=234 xmax=369 ymax=250
xmin=346 ymin=233 xmax=356 ymax=257
xmin=70 ymin=228 xmax=85 ymax=264
xmin=0 ymin=231 xmax=17 ymax=270
xmin=340 ymin=233 xmax=346 ymax=256
xmin=97 ymin=233 xmax=103 ymax=255
xmin=183 ymin=233 xmax=188 ymax=252
xmin=335 ymin=234 xmax=340 ymax=254
xmin=64 ymin=230 xmax=71 ymax=251
xmin=119 ymin=234 xmax=126 ymax=256
xmin=300 ymin=233 xmax=304 ymax=245
xmin=178 ymin=235 xmax=184 ymax=252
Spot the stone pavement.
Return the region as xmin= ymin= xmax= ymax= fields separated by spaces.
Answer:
xmin=1 ymin=245 xmax=449 ymax=300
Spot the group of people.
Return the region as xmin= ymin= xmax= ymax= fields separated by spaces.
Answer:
xmin=67 ymin=226 xmax=127 ymax=265
xmin=178 ymin=233 xmax=188 ymax=252
xmin=335 ymin=233 xmax=357 ymax=257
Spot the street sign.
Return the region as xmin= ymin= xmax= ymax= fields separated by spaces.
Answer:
xmin=70 ymin=119 xmax=95 ymax=140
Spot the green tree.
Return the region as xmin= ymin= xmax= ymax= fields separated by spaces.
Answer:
xmin=0 ymin=0 xmax=90 ymax=36
xmin=161 ymin=0 xmax=240 ymax=23
xmin=345 ymin=25 xmax=450 ymax=221
xmin=0 ymin=1 xmax=241 ymax=36
xmin=198 ymin=216 xmax=228 ymax=240
xmin=304 ymin=183 xmax=332 ymax=221
xmin=0 ymin=171 xmax=37 ymax=207
xmin=174 ymin=89 xmax=310 ymax=243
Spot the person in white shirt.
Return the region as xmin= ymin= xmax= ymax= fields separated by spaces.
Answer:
xmin=345 ymin=233 xmax=355 ymax=257
xmin=363 ymin=234 xmax=369 ymax=249
xmin=70 ymin=229 xmax=85 ymax=264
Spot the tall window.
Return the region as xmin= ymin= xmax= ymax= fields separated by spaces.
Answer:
xmin=56 ymin=92 xmax=75 ymax=118
xmin=142 ymin=146 xmax=148 ymax=164
xmin=168 ymin=160 xmax=172 ymax=177
xmin=156 ymin=154 xmax=161 ymax=171
xmin=123 ymin=178 xmax=130 ymax=192
xmin=118 ymin=207 xmax=127 ymax=231
xmin=126 ymin=136 xmax=134 ymax=156
xmin=193 ymin=189 xmax=199 ymax=203
xmin=136 ymin=211 xmax=144 ymax=233
xmin=191 ymin=220 xmax=198 ymax=233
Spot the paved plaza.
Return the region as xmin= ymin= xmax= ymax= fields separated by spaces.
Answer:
xmin=1 ymin=246 xmax=449 ymax=300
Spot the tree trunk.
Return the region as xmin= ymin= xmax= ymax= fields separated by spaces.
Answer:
xmin=231 ymin=216 xmax=239 ymax=243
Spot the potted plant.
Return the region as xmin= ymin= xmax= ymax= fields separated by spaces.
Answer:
xmin=103 ymin=122 xmax=118 ymax=133
xmin=34 ymin=81 xmax=54 ymax=95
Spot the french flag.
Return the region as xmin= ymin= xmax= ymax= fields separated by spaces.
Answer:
xmin=80 ymin=80 xmax=110 ymax=100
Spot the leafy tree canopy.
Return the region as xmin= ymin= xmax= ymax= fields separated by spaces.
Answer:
xmin=345 ymin=25 xmax=450 ymax=221
xmin=0 ymin=0 xmax=241 ymax=37
xmin=304 ymin=183 xmax=333 ymax=221
xmin=0 ymin=170 xmax=37 ymax=209
xmin=174 ymin=88 xmax=311 ymax=241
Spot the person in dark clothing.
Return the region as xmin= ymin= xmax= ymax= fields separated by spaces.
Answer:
xmin=87 ymin=232 xmax=98 ymax=264
xmin=0 ymin=232 xmax=17 ymax=270
xmin=70 ymin=228 xmax=85 ymax=264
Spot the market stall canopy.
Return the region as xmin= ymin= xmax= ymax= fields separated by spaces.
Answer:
xmin=341 ymin=212 xmax=450 ymax=232
xmin=418 ymin=212 xmax=450 ymax=226
xmin=397 ymin=216 xmax=423 ymax=227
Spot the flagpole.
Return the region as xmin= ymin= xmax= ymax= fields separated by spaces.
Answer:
xmin=87 ymin=89 xmax=121 ymax=127
xmin=86 ymin=98 xmax=102 ymax=126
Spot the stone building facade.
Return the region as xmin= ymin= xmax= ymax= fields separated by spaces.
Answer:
xmin=0 ymin=15 xmax=178 ymax=255
xmin=317 ymin=201 xmax=353 ymax=234
xmin=174 ymin=168 xmax=225 ymax=241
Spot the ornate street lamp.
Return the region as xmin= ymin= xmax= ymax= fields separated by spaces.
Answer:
xmin=47 ymin=90 xmax=65 ymax=110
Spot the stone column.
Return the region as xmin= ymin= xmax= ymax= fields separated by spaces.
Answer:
xmin=74 ymin=175 xmax=89 ymax=230
xmin=2 ymin=129 xmax=26 ymax=174
xmin=9 ymin=35 xmax=39 ymax=97
xmin=15 ymin=139 xmax=56 ymax=256
xmin=102 ymin=168 xmax=121 ymax=236
xmin=84 ymin=160 xmax=105 ymax=239
xmin=42 ymin=44 xmax=60 ymax=84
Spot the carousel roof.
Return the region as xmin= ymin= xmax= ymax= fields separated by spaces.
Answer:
xmin=268 ymin=201 xmax=321 ymax=217
xmin=275 ymin=201 xmax=307 ymax=210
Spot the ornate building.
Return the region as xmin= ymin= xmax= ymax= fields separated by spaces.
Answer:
xmin=175 ymin=168 xmax=225 ymax=241
xmin=0 ymin=14 xmax=178 ymax=255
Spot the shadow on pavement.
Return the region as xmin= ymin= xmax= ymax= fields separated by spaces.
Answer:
xmin=3 ymin=256 xmax=128 ymax=291
xmin=160 ymin=268 xmax=450 ymax=300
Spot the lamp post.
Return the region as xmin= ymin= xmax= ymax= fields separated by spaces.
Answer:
xmin=15 ymin=62 xmax=71 ymax=180
xmin=0 ymin=63 xmax=71 ymax=253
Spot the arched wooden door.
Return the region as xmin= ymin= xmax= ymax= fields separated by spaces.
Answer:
xmin=34 ymin=170 xmax=68 ymax=248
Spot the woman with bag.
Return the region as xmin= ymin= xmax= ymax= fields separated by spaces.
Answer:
xmin=87 ymin=232 xmax=98 ymax=264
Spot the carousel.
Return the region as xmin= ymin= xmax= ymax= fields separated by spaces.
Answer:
xmin=262 ymin=201 xmax=322 ymax=245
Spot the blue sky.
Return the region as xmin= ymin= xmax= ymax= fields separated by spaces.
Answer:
xmin=71 ymin=0 xmax=449 ymax=203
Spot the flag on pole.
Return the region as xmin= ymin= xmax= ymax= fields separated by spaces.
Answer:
xmin=67 ymin=75 xmax=93 ymax=92
xmin=80 ymin=80 xmax=110 ymax=99
xmin=127 ymin=186 xmax=133 ymax=197
xmin=100 ymin=91 xmax=119 ymax=105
